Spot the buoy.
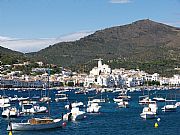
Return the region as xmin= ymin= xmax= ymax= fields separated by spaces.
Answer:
xmin=157 ymin=118 xmax=161 ymax=122
xmin=9 ymin=131 xmax=12 ymax=135
xmin=154 ymin=122 xmax=158 ymax=128
xmin=62 ymin=122 xmax=67 ymax=127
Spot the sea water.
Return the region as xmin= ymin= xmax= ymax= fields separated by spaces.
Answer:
xmin=0 ymin=89 xmax=179 ymax=135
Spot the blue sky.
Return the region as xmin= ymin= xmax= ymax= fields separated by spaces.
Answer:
xmin=0 ymin=0 xmax=180 ymax=52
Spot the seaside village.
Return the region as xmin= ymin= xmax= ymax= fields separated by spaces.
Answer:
xmin=0 ymin=59 xmax=180 ymax=132
xmin=0 ymin=59 xmax=180 ymax=89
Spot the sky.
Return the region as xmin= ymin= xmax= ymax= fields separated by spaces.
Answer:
xmin=0 ymin=0 xmax=180 ymax=53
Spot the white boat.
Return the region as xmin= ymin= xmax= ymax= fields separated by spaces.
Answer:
xmin=21 ymin=104 xmax=48 ymax=114
xmin=34 ymin=105 xmax=48 ymax=113
xmin=117 ymin=101 xmax=129 ymax=108
xmin=21 ymin=104 xmax=35 ymax=114
xmin=40 ymin=97 xmax=51 ymax=102
xmin=162 ymin=100 xmax=177 ymax=112
xmin=7 ymin=117 xmax=64 ymax=131
xmin=140 ymin=107 xmax=156 ymax=119
xmin=148 ymin=101 xmax=158 ymax=113
xmin=0 ymin=103 xmax=11 ymax=108
xmin=63 ymin=107 xmax=86 ymax=121
xmin=139 ymin=95 xmax=152 ymax=105
xmin=87 ymin=98 xmax=105 ymax=106
xmin=153 ymin=97 xmax=165 ymax=102
xmin=175 ymin=102 xmax=180 ymax=107
xmin=65 ymin=102 xmax=84 ymax=109
xmin=9 ymin=95 xmax=19 ymax=102
xmin=0 ymin=95 xmax=10 ymax=106
xmin=87 ymin=103 xmax=101 ymax=113
xmin=55 ymin=94 xmax=68 ymax=102
xmin=2 ymin=107 xmax=19 ymax=118
xmin=140 ymin=100 xmax=157 ymax=119
xmin=18 ymin=97 xmax=29 ymax=101
xmin=113 ymin=98 xmax=123 ymax=103
xmin=162 ymin=105 xmax=177 ymax=112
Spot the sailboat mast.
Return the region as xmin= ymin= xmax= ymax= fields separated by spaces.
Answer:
xmin=47 ymin=68 xmax=50 ymax=116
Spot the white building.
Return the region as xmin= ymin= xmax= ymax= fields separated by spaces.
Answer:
xmin=90 ymin=59 xmax=111 ymax=76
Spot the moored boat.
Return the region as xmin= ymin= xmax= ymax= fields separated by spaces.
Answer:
xmin=7 ymin=117 xmax=64 ymax=131
xmin=140 ymin=107 xmax=156 ymax=119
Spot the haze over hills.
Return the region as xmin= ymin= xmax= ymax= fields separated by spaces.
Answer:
xmin=0 ymin=31 xmax=93 ymax=53
xmin=1 ymin=19 xmax=180 ymax=76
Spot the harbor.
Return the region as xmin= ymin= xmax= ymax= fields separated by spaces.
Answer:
xmin=0 ymin=87 xmax=179 ymax=135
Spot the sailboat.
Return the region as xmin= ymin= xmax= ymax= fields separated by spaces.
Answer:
xmin=7 ymin=69 xmax=65 ymax=131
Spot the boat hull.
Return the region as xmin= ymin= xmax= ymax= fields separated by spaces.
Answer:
xmin=140 ymin=113 xmax=156 ymax=119
xmin=7 ymin=119 xmax=63 ymax=131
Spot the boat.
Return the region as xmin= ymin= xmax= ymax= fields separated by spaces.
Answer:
xmin=7 ymin=117 xmax=64 ymax=131
xmin=0 ymin=95 xmax=10 ymax=106
xmin=2 ymin=107 xmax=19 ymax=118
xmin=87 ymin=98 xmax=105 ymax=106
xmin=140 ymin=101 xmax=157 ymax=119
xmin=139 ymin=95 xmax=152 ymax=105
xmin=34 ymin=105 xmax=48 ymax=113
xmin=153 ymin=93 xmax=165 ymax=102
xmin=117 ymin=100 xmax=129 ymax=108
xmin=21 ymin=103 xmax=35 ymax=114
xmin=55 ymin=94 xmax=68 ymax=102
xmin=65 ymin=102 xmax=84 ymax=109
xmin=39 ymin=97 xmax=51 ymax=102
xmin=63 ymin=107 xmax=86 ymax=121
xmin=162 ymin=100 xmax=177 ymax=112
xmin=140 ymin=106 xmax=156 ymax=119
xmin=20 ymin=101 xmax=48 ymax=114
xmin=87 ymin=103 xmax=101 ymax=113
xmin=175 ymin=102 xmax=180 ymax=107
xmin=153 ymin=97 xmax=165 ymax=102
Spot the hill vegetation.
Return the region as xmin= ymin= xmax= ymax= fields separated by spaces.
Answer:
xmin=27 ymin=19 xmax=180 ymax=77
xmin=0 ymin=46 xmax=27 ymax=65
xmin=1 ymin=19 xmax=180 ymax=77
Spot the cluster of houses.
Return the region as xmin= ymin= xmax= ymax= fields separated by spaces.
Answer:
xmin=0 ymin=59 xmax=180 ymax=88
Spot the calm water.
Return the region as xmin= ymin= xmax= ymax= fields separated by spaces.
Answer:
xmin=0 ymin=89 xmax=179 ymax=135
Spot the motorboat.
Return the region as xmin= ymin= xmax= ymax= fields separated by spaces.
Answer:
xmin=21 ymin=104 xmax=35 ymax=114
xmin=21 ymin=104 xmax=47 ymax=114
xmin=2 ymin=107 xmax=19 ymax=118
xmin=7 ymin=117 xmax=64 ymax=131
xmin=153 ymin=97 xmax=165 ymax=102
xmin=139 ymin=95 xmax=152 ymax=105
xmin=162 ymin=100 xmax=177 ymax=112
xmin=0 ymin=95 xmax=10 ymax=106
xmin=63 ymin=107 xmax=86 ymax=121
xmin=55 ymin=94 xmax=68 ymax=102
xmin=140 ymin=106 xmax=156 ymax=119
xmin=40 ymin=97 xmax=51 ymax=102
xmin=87 ymin=103 xmax=101 ymax=113
xmin=34 ymin=105 xmax=48 ymax=113
xmin=148 ymin=101 xmax=158 ymax=113
xmin=87 ymin=98 xmax=105 ymax=106
xmin=175 ymin=102 xmax=180 ymax=107
xmin=117 ymin=100 xmax=129 ymax=108
xmin=65 ymin=102 xmax=84 ymax=110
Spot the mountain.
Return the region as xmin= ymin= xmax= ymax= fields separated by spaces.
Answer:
xmin=27 ymin=19 xmax=180 ymax=76
xmin=0 ymin=46 xmax=26 ymax=65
